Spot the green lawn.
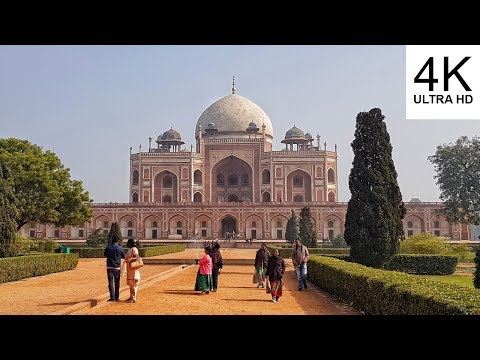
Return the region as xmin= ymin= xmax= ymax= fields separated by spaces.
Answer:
xmin=418 ymin=275 xmax=474 ymax=289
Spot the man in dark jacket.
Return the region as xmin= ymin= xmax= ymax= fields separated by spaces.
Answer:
xmin=104 ymin=235 xmax=125 ymax=301
xmin=254 ymin=243 xmax=270 ymax=288
xmin=211 ymin=242 xmax=223 ymax=292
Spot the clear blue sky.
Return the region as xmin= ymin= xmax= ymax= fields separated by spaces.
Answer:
xmin=2 ymin=45 xmax=480 ymax=203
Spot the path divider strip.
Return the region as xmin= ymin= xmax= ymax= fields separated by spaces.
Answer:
xmin=50 ymin=264 xmax=193 ymax=315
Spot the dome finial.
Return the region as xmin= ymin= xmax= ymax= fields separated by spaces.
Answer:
xmin=232 ymin=75 xmax=236 ymax=94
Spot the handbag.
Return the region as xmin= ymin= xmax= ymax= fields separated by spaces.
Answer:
xmin=130 ymin=257 xmax=144 ymax=269
xmin=252 ymin=272 xmax=260 ymax=284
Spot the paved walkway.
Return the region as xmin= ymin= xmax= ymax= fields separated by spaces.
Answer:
xmin=0 ymin=249 xmax=359 ymax=315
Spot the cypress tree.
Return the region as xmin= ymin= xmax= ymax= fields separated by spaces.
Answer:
xmin=0 ymin=164 xmax=18 ymax=257
xmin=474 ymin=249 xmax=480 ymax=289
xmin=285 ymin=210 xmax=299 ymax=243
xmin=299 ymin=207 xmax=316 ymax=248
xmin=344 ymin=108 xmax=406 ymax=268
xmin=107 ymin=221 xmax=123 ymax=245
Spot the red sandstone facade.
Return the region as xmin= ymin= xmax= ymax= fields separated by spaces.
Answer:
xmin=19 ymin=85 xmax=471 ymax=241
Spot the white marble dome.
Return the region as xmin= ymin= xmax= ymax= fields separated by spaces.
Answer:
xmin=196 ymin=94 xmax=273 ymax=140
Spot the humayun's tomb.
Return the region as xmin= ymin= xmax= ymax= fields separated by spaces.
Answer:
xmin=19 ymin=80 xmax=472 ymax=242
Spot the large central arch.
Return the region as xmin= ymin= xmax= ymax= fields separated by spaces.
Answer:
xmin=221 ymin=216 xmax=237 ymax=238
xmin=153 ymin=171 xmax=178 ymax=203
xmin=211 ymin=156 xmax=253 ymax=203
xmin=286 ymin=169 xmax=312 ymax=203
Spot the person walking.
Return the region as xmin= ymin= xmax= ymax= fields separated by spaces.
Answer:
xmin=265 ymin=248 xmax=285 ymax=302
xmin=194 ymin=246 xmax=213 ymax=295
xmin=211 ymin=242 xmax=224 ymax=292
xmin=125 ymin=238 xmax=141 ymax=303
xmin=292 ymin=239 xmax=310 ymax=291
xmin=104 ymin=235 xmax=125 ymax=302
xmin=254 ymin=243 xmax=270 ymax=288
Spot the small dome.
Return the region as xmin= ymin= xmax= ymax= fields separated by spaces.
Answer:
xmin=305 ymin=132 xmax=313 ymax=139
xmin=157 ymin=128 xmax=183 ymax=143
xmin=284 ymin=126 xmax=305 ymax=140
xmin=248 ymin=122 xmax=257 ymax=127
xmin=207 ymin=122 xmax=217 ymax=129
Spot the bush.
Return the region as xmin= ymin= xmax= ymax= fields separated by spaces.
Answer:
xmin=399 ymin=233 xmax=452 ymax=254
xmin=307 ymin=255 xmax=480 ymax=315
xmin=0 ymin=253 xmax=78 ymax=283
xmin=331 ymin=235 xmax=349 ymax=248
xmin=86 ymin=229 xmax=108 ymax=247
xmin=70 ymin=247 xmax=105 ymax=258
xmin=450 ymin=243 xmax=474 ymax=262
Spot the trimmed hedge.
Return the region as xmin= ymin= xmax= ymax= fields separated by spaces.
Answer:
xmin=307 ymin=255 xmax=480 ymax=315
xmin=70 ymin=244 xmax=187 ymax=258
xmin=70 ymin=248 xmax=105 ymax=258
xmin=0 ymin=253 xmax=79 ymax=284
xmin=386 ymin=254 xmax=458 ymax=275
xmin=139 ymin=244 xmax=186 ymax=257
xmin=267 ymin=245 xmax=350 ymax=258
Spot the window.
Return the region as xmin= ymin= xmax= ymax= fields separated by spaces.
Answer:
xmin=328 ymin=221 xmax=334 ymax=228
xmin=194 ymin=170 xmax=202 ymax=184
xmin=262 ymin=170 xmax=270 ymax=184
xmin=328 ymin=192 xmax=335 ymax=202
xmin=152 ymin=221 xmax=158 ymax=228
xmin=434 ymin=230 xmax=440 ymax=236
xmin=201 ymin=230 xmax=207 ymax=237
xmin=194 ymin=192 xmax=202 ymax=202
xmin=78 ymin=229 xmax=84 ymax=237
xmin=252 ymin=221 xmax=256 ymax=228
xmin=29 ymin=230 xmax=36 ymax=238
xmin=407 ymin=221 xmax=413 ymax=228
xmin=277 ymin=229 xmax=282 ymax=239
xmin=228 ymin=194 xmax=238 ymax=202
xmin=327 ymin=168 xmax=335 ymax=183
xmin=201 ymin=221 xmax=207 ymax=228
xmin=132 ymin=170 xmax=139 ymax=185
xmin=293 ymin=176 xmax=303 ymax=187
xmin=163 ymin=195 xmax=172 ymax=203
xmin=217 ymin=174 xmax=224 ymax=185
xmin=103 ymin=221 xmax=109 ymax=228
xmin=262 ymin=192 xmax=271 ymax=202
xmin=407 ymin=230 xmax=413 ymax=237
xmin=132 ymin=193 xmax=139 ymax=203
xmin=152 ymin=229 xmax=158 ymax=239
xmin=434 ymin=221 xmax=440 ymax=228
xmin=328 ymin=230 xmax=334 ymax=240
xmin=127 ymin=230 xmax=133 ymax=237
xmin=53 ymin=229 xmax=59 ymax=238
xmin=177 ymin=221 xmax=182 ymax=227
xmin=293 ymin=194 xmax=303 ymax=202
xmin=241 ymin=174 xmax=248 ymax=185
xmin=227 ymin=174 xmax=238 ymax=186
xmin=128 ymin=221 xmax=133 ymax=228
xmin=277 ymin=220 xmax=282 ymax=228
xmin=177 ymin=229 xmax=182 ymax=235
xmin=163 ymin=176 xmax=172 ymax=188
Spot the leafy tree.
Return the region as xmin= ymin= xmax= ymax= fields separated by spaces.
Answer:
xmin=332 ymin=234 xmax=349 ymax=248
xmin=107 ymin=221 xmax=123 ymax=245
xmin=0 ymin=163 xmax=18 ymax=257
xmin=399 ymin=233 xmax=451 ymax=254
xmin=344 ymin=108 xmax=406 ymax=268
xmin=428 ymin=136 xmax=480 ymax=225
xmin=0 ymin=138 xmax=93 ymax=231
xmin=86 ymin=229 xmax=108 ymax=248
xmin=299 ymin=207 xmax=316 ymax=247
xmin=285 ymin=210 xmax=299 ymax=243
